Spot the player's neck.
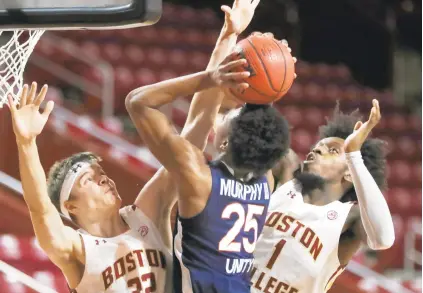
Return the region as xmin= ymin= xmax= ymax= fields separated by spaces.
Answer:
xmin=308 ymin=182 xmax=345 ymax=205
xmin=218 ymin=155 xmax=256 ymax=181
xmin=79 ymin=211 xmax=129 ymax=238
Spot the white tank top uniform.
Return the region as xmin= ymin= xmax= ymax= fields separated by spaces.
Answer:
xmin=252 ymin=180 xmax=354 ymax=293
xmin=71 ymin=205 xmax=173 ymax=293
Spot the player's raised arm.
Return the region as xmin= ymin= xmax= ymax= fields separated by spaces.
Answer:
xmin=125 ymin=58 xmax=249 ymax=176
xmin=181 ymin=0 xmax=259 ymax=149
xmin=131 ymin=0 xmax=260 ymax=231
xmin=342 ymin=99 xmax=395 ymax=250
xmin=7 ymin=83 xmax=83 ymax=272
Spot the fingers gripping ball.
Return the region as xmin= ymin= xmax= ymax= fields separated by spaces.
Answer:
xmin=230 ymin=35 xmax=296 ymax=104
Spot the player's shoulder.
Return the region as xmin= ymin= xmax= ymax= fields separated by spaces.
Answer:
xmin=120 ymin=205 xmax=157 ymax=233
xmin=268 ymin=179 xmax=302 ymax=210
xmin=272 ymin=179 xmax=302 ymax=198
xmin=330 ymin=199 xmax=357 ymax=211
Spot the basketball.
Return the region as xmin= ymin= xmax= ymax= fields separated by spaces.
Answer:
xmin=230 ymin=35 xmax=296 ymax=104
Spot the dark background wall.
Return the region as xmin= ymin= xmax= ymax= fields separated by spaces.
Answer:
xmin=166 ymin=0 xmax=421 ymax=100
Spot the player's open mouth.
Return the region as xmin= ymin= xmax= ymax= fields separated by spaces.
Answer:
xmin=304 ymin=152 xmax=315 ymax=164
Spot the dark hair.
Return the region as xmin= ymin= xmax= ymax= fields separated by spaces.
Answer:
xmin=227 ymin=104 xmax=290 ymax=176
xmin=47 ymin=152 xmax=101 ymax=215
xmin=319 ymin=103 xmax=387 ymax=201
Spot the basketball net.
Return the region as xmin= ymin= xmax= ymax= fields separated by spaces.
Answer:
xmin=0 ymin=30 xmax=44 ymax=108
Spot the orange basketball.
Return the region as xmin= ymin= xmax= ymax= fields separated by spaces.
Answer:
xmin=230 ymin=35 xmax=296 ymax=104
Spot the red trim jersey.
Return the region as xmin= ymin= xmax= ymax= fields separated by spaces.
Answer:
xmin=71 ymin=206 xmax=172 ymax=293
xmin=252 ymin=180 xmax=354 ymax=293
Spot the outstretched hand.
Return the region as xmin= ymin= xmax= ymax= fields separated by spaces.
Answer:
xmin=221 ymin=0 xmax=260 ymax=36
xmin=209 ymin=52 xmax=250 ymax=91
xmin=344 ymin=99 xmax=381 ymax=153
xmin=220 ymin=32 xmax=298 ymax=107
xmin=7 ymin=82 xmax=54 ymax=144
xmin=250 ymin=32 xmax=298 ymax=79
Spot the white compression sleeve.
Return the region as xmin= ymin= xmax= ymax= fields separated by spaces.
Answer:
xmin=345 ymin=151 xmax=395 ymax=250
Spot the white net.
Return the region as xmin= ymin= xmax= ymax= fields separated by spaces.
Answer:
xmin=0 ymin=30 xmax=44 ymax=108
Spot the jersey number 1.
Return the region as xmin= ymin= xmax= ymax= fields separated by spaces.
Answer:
xmin=266 ymin=239 xmax=286 ymax=269
xmin=218 ymin=203 xmax=264 ymax=254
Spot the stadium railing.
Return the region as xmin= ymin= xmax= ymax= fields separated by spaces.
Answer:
xmin=29 ymin=33 xmax=115 ymax=119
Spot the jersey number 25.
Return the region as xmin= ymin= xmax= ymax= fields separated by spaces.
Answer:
xmin=218 ymin=203 xmax=264 ymax=253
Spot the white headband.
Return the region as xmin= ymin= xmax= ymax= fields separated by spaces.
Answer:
xmin=59 ymin=162 xmax=92 ymax=220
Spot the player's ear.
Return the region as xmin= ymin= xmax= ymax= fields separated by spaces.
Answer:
xmin=220 ymin=140 xmax=229 ymax=152
xmin=64 ymin=199 xmax=78 ymax=215
xmin=343 ymin=170 xmax=352 ymax=183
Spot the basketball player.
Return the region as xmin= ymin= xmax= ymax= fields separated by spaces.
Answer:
xmin=6 ymin=1 xmax=262 ymax=291
xmin=251 ymin=100 xmax=395 ymax=293
xmin=125 ymin=22 xmax=290 ymax=293
xmin=7 ymin=84 xmax=173 ymax=293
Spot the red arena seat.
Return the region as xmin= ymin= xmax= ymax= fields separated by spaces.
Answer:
xmin=158 ymin=27 xmax=181 ymax=45
xmin=292 ymin=129 xmax=313 ymax=153
xmin=134 ymin=68 xmax=159 ymax=86
xmin=44 ymin=86 xmax=64 ymax=105
xmin=198 ymin=8 xmax=220 ymax=27
xmin=413 ymin=162 xmax=422 ymax=184
xmin=389 ymin=160 xmax=412 ymax=186
xmin=279 ymin=105 xmax=302 ymax=128
xmin=331 ymin=64 xmax=351 ymax=82
xmin=190 ymin=52 xmax=209 ymax=71
xmin=324 ymin=83 xmax=342 ymax=103
xmin=102 ymin=43 xmax=124 ymax=65
xmin=81 ymin=66 xmax=103 ymax=84
xmin=295 ymin=61 xmax=312 ymax=79
xmin=168 ymin=49 xmax=189 ymax=72
xmin=409 ymin=115 xmax=422 ymax=133
xmin=396 ymin=137 xmax=418 ymax=158
xmin=313 ymin=63 xmax=331 ymax=80
xmin=182 ymin=28 xmax=204 ymax=46
xmin=303 ymin=107 xmax=325 ymax=128
xmin=35 ymin=37 xmax=58 ymax=59
xmin=146 ymin=47 xmax=168 ymax=67
xmin=389 ymin=188 xmax=413 ymax=214
xmin=342 ymin=85 xmax=361 ymax=103
xmin=123 ymin=45 xmax=146 ymax=67
xmin=303 ymin=82 xmax=324 ymax=102
xmin=159 ymin=70 xmax=178 ymax=81
xmin=388 ymin=113 xmax=408 ymax=132
xmin=114 ymin=66 xmax=135 ymax=94
xmin=284 ymin=82 xmax=303 ymax=101
xmin=79 ymin=41 xmax=101 ymax=60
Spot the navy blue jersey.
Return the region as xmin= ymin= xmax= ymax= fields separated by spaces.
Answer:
xmin=173 ymin=161 xmax=271 ymax=293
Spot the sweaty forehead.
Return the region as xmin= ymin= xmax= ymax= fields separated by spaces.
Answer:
xmin=316 ymin=137 xmax=345 ymax=147
xmin=75 ymin=163 xmax=102 ymax=180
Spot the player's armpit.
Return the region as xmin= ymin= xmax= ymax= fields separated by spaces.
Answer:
xmin=126 ymin=103 xmax=210 ymax=187
xmin=27 ymin=211 xmax=82 ymax=270
xmin=30 ymin=210 xmax=84 ymax=266
xmin=338 ymin=207 xmax=367 ymax=265
xmin=133 ymin=167 xmax=176 ymax=248
xmin=342 ymin=205 xmax=368 ymax=240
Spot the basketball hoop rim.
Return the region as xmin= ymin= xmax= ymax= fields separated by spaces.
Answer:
xmin=0 ymin=0 xmax=162 ymax=30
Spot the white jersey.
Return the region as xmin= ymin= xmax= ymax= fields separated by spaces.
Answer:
xmin=252 ymin=180 xmax=354 ymax=293
xmin=72 ymin=205 xmax=172 ymax=293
